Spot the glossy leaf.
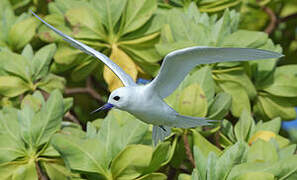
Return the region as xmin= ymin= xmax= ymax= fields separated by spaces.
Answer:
xmin=32 ymin=43 xmax=57 ymax=81
xmin=0 ymin=76 xmax=30 ymax=97
xmin=178 ymin=84 xmax=208 ymax=117
xmin=8 ymin=17 xmax=39 ymax=51
xmin=33 ymin=90 xmax=64 ymax=146
xmin=122 ymin=0 xmax=157 ymax=35
xmin=96 ymin=109 xmax=148 ymax=168
xmin=192 ymin=130 xmax=221 ymax=157
xmin=207 ymin=92 xmax=232 ymax=120
xmin=234 ymin=110 xmax=254 ymax=142
xmin=111 ymin=145 xmax=152 ymax=179
xmin=103 ymin=46 xmax=137 ymax=91
xmin=248 ymin=140 xmax=279 ymax=163
xmin=215 ymin=142 xmax=248 ymax=179
xmin=37 ymin=73 xmax=66 ymax=93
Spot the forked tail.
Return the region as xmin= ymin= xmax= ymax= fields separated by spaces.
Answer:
xmin=172 ymin=114 xmax=215 ymax=128
xmin=152 ymin=125 xmax=171 ymax=146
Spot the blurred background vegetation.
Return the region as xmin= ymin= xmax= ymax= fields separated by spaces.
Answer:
xmin=0 ymin=0 xmax=296 ymax=179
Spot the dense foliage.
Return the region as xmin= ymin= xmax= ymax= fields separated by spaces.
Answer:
xmin=0 ymin=0 xmax=296 ymax=179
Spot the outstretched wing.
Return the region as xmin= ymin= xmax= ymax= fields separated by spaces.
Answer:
xmin=31 ymin=11 xmax=136 ymax=87
xmin=148 ymin=46 xmax=283 ymax=98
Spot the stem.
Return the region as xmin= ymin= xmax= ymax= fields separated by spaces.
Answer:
xmin=64 ymin=112 xmax=81 ymax=125
xmin=256 ymin=0 xmax=277 ymax=34
xmin=64 ymin=77 xmax=104 ymax=104
xmin=35 ymin=161 xmax=48 ymax=180
xmin=280 ymin=13 xmax=297 ymax=23
xmin=183 ymin=130 xmax=196 ymax=168
xmin=212 ymin=67 xmax=243 ymax=74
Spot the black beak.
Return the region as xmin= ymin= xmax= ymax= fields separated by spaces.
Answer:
xmin=91 ymin=103 xmax=114 ymax=114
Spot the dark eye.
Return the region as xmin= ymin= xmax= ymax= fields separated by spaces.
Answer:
xmin=113 ymin=96 xmax=120 ymax=101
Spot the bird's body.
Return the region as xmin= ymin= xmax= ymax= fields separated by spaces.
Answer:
xmin=32 ymin=11 xmax=283 ymax=145
xmin=115 ymin=86 xmax=177 ymax=126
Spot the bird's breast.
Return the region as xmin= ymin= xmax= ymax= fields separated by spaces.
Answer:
xmin=127 ymin=93 xmax=176 ymax=126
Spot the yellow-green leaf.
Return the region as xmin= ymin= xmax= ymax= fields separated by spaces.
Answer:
xmin=8 ymin=17 xmax=39 ymax=51
xmin=104 ymin=46 xmax=137 ymax=91
xmin=178 ymin=84 xmax=208 ymax=117
xmin=0 ymin=76 xmax=30 ymax=97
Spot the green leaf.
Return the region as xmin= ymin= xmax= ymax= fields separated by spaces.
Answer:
xmin=0 ymin=163 xmax=19 ymax=179
xmin=255 ymin=118 xmax=281 ymax=134
xmin=235 ymin=172 xmax=275 ymax=180
xmin=21 ymin=44 xmax=34 ymax=60
xmin=21 ymin=91 xmax=45 ymax=112
xmin=53 ymin=42 xmax=83 ymax=66
xmin=193 ymin=145 xmax=207 ymax=180
xmin=136 ymin=173 xmax=167 ymax=180
xmin=38 ymin=14 xmax=72 ymax=42
xmin=214 ymin=69 xmax=257 ymax=100
xmin=63 ymin=97 xmax=73 ymax=114
xmin=52 ymin=134 xmax=108 ymax=176
xmin=234 ymin=110 xmax=254 ymax=142
xmin=227 ymin=156 xmax=297 ymax=180
xmin=220 ymin=119 xmax=236 ymax=142
xmin=215 ymin=142 xmax=248 ymax=179
xmin=37 ymin=74 xmax=66 ymax=93
xmin=11 ymin=161 xmax=38 ymax=180
xmin=178 ymin=84 xmax=208 ymax=117
xmin=0 ymin=134 xmax=25 ymax=163
xmin=86 ymin=122 xmax=97 ymax=139
xmin=279 ymin=144 xmax=297 ymax=160
xmin=32 ymin=44 xmax=57 ymax=81
xmin=70 ymin=57 xmax=99 ymax=82
xmin=222 ymin=30 xmax=268 ymax=48
xmin=207 ymin=152 xmax=218 ymax=180
xmin=216 ymin=80 xmax=251 ymax=117
xmin=111 ymin=145 xmax=152 ymax=179
xmin=42 ymin=161 xmax=79 ymax=180
xmin=192 ymin=130 xmax=221 ymax=157
xmin=8 ymin=17 xmax=39 ymax=51
xmin=90 ymin=0 xmax=127 ymax=32
xmin=33 ymin=90 xmax=64 ymax=146
xmin=0 ymin=76 xmax=30 ymax=97
xmin=257 ymin=94 xmax=297 ymax=120
xmin=207 ymin=92 xmax=232 ymax=120
xmin=0 ymin=51 xmax=32 ymax=82
xmin=185 ymin=66 xmax=215 ymax=103
xmin=96 ymin=109 xmax=148 ymax=168
xmin=247 ymin=140 xmax=278 ymax=163
xmin=65 ymin=6 xmax=106 ymax=40
xmin=144 ymin=142 xmax=171 ymax=174
xmin=122 ymin=0 xmax=157 ymax=35
xmin=17 ymin=105 xmax=35 ymax=147
xmin=40 ymin=145 xmax=60 ymax=157
xmin=178 ymin=173 xmax=191 ymax=180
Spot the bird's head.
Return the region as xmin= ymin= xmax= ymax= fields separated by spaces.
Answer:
xmin=91 ymin=87 xmax=132 ymax=113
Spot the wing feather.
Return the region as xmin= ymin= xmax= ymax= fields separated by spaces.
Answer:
xmin=148 ymin=46 xmax=283 ymax=98
xmin=31 ymin=11 xmax=136 ymax=87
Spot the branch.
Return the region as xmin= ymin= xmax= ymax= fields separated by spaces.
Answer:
xmin=280 ymin=13 xmax=297 ymax=23
xmin=64 ymin=77 xmax=104 ymax=103
xmin=263 ymin=6 xmax=277 ymax=34
xmin=256 ymin=0 xmax=277 ymax=34
xmin=35 ymin=161 xmax=48 ymax=180
xmin=64 ymin=112 xmax=81 ymax=125
xmin=183 ymin=130 xmax=196 ymax=168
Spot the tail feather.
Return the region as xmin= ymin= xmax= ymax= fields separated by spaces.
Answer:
xmin=152 ymin=125 xmax=171 ymax=146
xmin=172 ymin=114 xmax=215 ymax=128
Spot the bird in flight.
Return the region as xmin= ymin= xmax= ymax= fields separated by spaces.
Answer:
xmin=32 ymin=11 xmax=283 ymax=146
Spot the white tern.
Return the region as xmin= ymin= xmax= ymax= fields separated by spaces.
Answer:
xmin=32 ymin=11 xmax=283 ymax=145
